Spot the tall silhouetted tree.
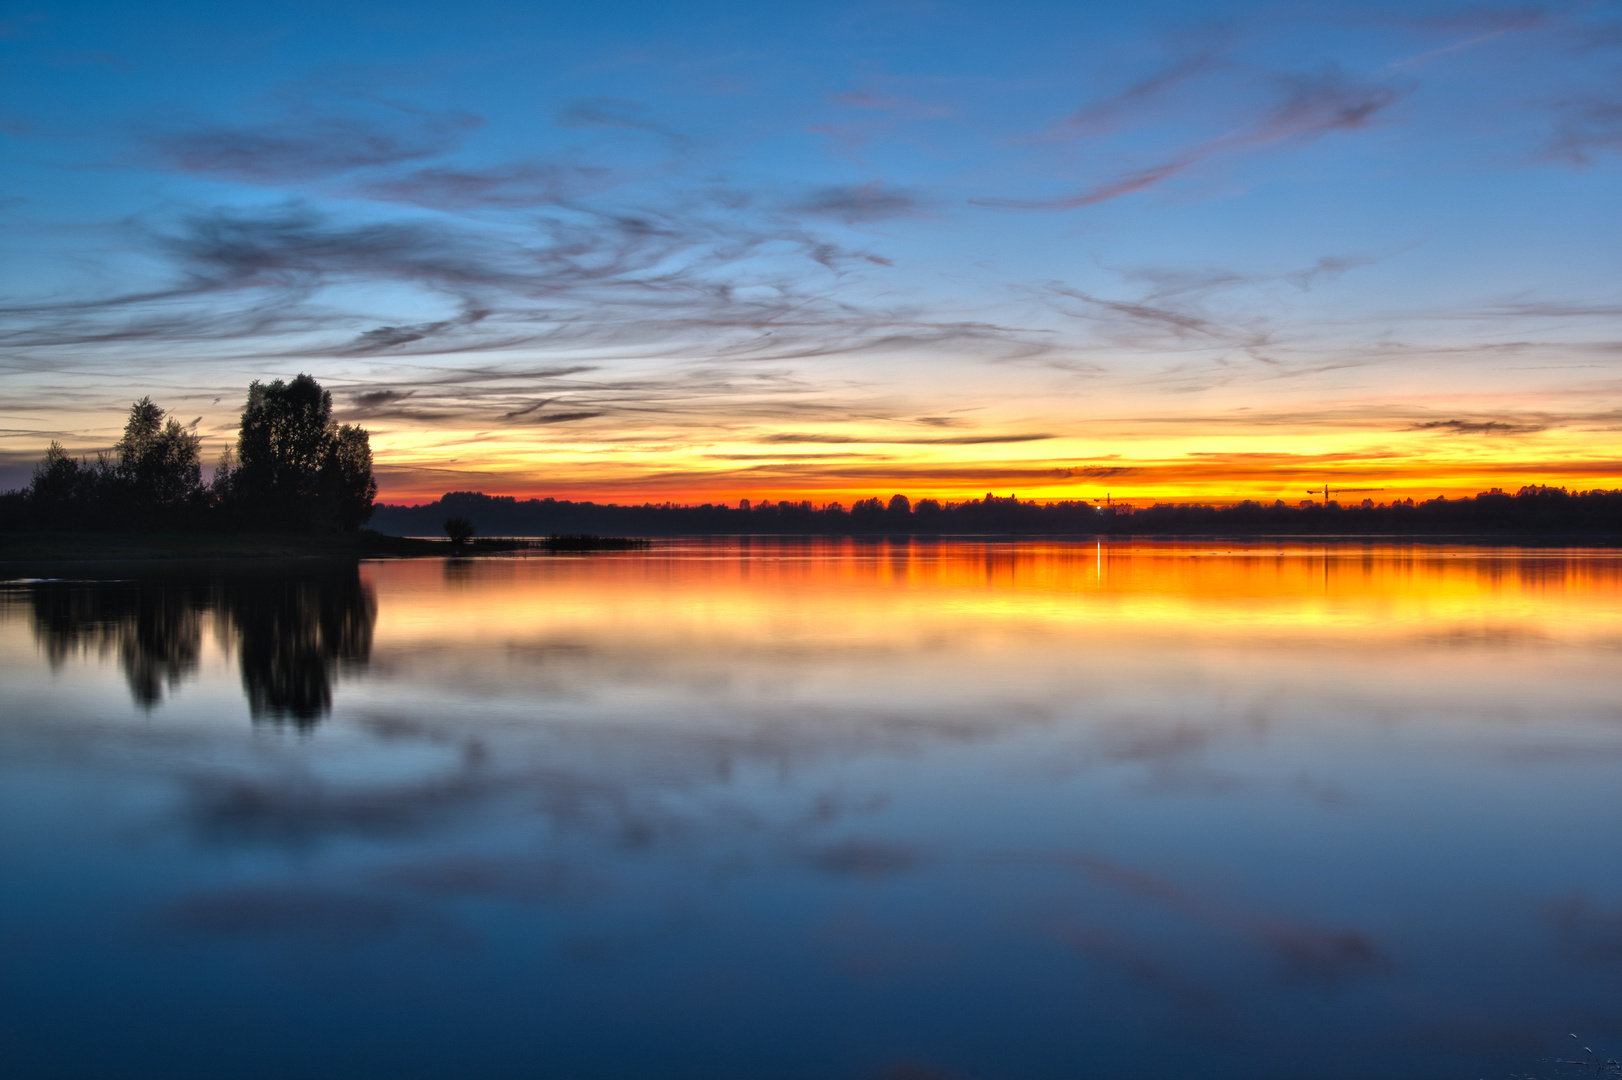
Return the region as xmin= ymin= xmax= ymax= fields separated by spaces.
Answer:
xmin=235 ymin=375 xmax=332 ymax=514
xmin=30 ymin=442 xmax=85 ymax=517
xmin=230 ymin=374 xmax=376 ymax=530
xmin=114 ymin=397 xmax=202 ymax=513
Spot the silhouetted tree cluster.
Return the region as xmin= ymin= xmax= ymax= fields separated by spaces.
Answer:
xmin=223 ymin=374 xmax=377 ymax=530
xmin=14 ymin=396 xmax=209 ymax=529
xmin=27 ymin=564 xmax=376 ymax=725
xmin=370 ymin=486 xmax=1622 ymax=539
xmin=3 ymin=374 xmax=376 ymax=533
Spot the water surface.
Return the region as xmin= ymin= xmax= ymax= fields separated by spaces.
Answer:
xmin=4 ymin=540 xmax=1622 ymax=1079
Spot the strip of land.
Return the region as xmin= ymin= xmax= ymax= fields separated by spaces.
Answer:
xmin=0 ymin=532 xmax=656 ymax=569
xmin=0 ymin=531 xmax=488 ymax=564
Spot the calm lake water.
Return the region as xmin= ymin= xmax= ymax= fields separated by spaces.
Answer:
xmin=4 ymin=540 xmax=1622 ymax=1079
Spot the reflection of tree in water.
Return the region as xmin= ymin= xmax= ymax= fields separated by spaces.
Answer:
xmin=223 ymin=568 xmax=376 ymax=726
xmin=29 ymin=581 xmax=208 ymax=708
xmin=26 ymin=565 xmax=375 ymax=724
xmin=442 ymin=556 xmax=479 ymax=587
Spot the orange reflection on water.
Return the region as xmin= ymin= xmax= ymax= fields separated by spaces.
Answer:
xmin=367 ymin=540 xmax=1622 ymax=648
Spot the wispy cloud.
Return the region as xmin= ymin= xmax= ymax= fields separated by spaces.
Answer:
xmin=353 ymin=162 xmax=617 ymax=210
xmin=0 ymin=196 xmax=998 ymax=361
xmin=146 ymin=106 xmax=483 ymax=184
xmin=554 ymin=96 xmax=688 ymax=146
xmin=1545 ymin=97 xmax=1622 ymax=165
xmin=1057 ymin=48 xmax=1229 ymax=139
xmin=977 ymin=63 xmax=1408 ymax=211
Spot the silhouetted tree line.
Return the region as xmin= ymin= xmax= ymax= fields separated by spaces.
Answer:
xmin=371 ymin=485 xmax=1622 ymax=538
xmin=2 ymin=374 xmax=376 ymax=532
xmin=27 ymin=563 xmax=376 ymax=725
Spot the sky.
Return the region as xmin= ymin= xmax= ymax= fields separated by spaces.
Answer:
xmin=2 ymin=0 xmax=1620 ymax=506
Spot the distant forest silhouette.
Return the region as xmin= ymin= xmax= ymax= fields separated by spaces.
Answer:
xmin=2 ymin=374 xmax=376 ymax=532
xmin=26 ymin=563 xmax=376 ymax=725
xmin=374 ymin=486 xmax=1622 ymax=538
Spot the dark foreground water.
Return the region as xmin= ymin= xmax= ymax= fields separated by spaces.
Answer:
xmin=4 ymin=540 xmax=1622 ymax=1079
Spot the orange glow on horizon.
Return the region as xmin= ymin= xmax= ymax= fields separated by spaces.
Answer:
xmin=361 ymin=400 xmax=1622 ymax=506
xmin=368 ymin=448 xmax=1622 ymax=508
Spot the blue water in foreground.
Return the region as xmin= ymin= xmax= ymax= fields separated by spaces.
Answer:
xmin=3 ymin=540 xmax=1621 ymax=1079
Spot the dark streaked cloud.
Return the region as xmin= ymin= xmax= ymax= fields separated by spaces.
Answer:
xmin=352 ymin=389 xmax=414 ymax=410
xmin=791 ymin=182 xmax=930 ymax=224
xmin=1 ymin=198 xmax=1004 ymax=373
xmin=977 ymin=63 xmax=1407 ymax=212
xmin=1409 ymin=418 xmax=1548 ymax=435
xmin=1046 ymin=285 xmax=1221 ymax=339
xmin=1029 ymin=247 xmax=1411 ymax=366
xmin=756 ymin=432 xmax=1053 ymax=446
xmin=1283 ymin=254 xmax=1384 ymax=290
xmin=1546 ymin=96 xmax=1622 ymax=165
xmin=527 ymin=411 xmax=602 ymax=425
xmin=341 ymin=311 xmax=491 ymax=355
xmin=973 ymin=158 xmax=1194 ymax=212
xmin=352 ymin=162 xmax=616 ymax=210
xmin=1058 ymin=48 xmax=1229 ymax=139
xmin=147 ymin=107 xmax=483 ymax=184
xmin=553 ymin=97 xmax=689 ymax=147
xmin=1 ymin=188 xmax=1051 ymax=378
xmin=1265 ymin=64 xmax=1403 ymax=140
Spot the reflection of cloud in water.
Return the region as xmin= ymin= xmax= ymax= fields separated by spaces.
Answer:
xmin=157 ymin=884 xmax=413 ymax=941
xmin=1548 ymin=894 xmax=1622 ymax=966
xmin=179 ymin=764 xmax=512 ymax=845
xmin=1057 ymin=853 xmax=1391 ymax=987
xmin=372 ymin=855 xmax=608 ymax=904
xmin=800 ymin=839 xmax=921 ymax=878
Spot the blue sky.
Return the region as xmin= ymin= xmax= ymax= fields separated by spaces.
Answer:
xmin=3 ymin=0 xmax=1620 ymax=501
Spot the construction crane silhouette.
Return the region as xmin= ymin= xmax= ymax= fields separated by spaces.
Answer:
xmin=1307 ymin=485 xmax=1385 ymax=503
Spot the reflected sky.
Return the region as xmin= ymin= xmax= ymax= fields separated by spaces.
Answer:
xmin=3 ymin=541 xmax=1622 ymax=1079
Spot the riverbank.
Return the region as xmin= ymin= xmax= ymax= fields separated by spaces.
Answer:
xmin=0 ymin=531 xmax=662 ymax=571
xmin=0 ymin=530 xmax=529 ymax=565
